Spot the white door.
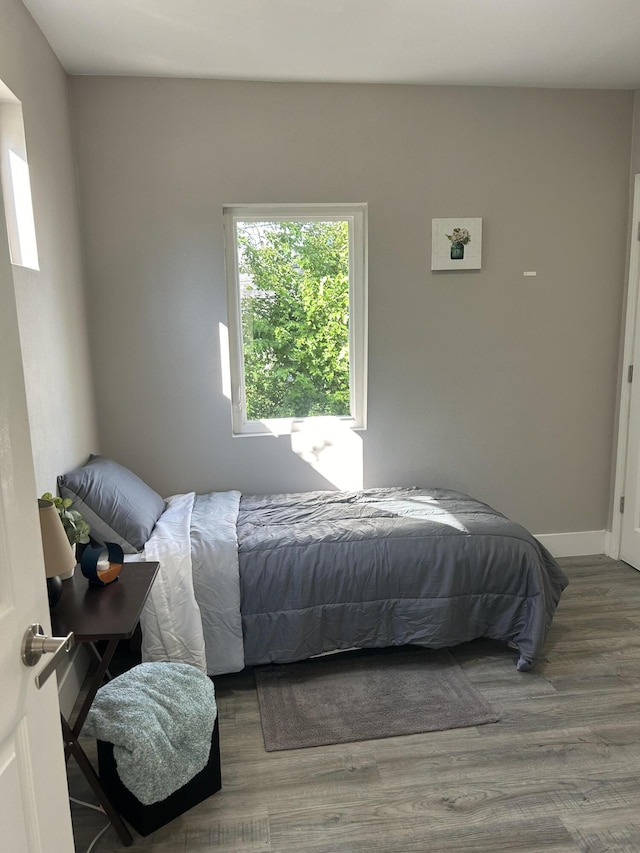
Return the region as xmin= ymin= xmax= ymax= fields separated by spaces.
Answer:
xmin=617 ymin=175 xmax=640 ymax=570
xmin=0 ymin=195 xmax=75 ymax=845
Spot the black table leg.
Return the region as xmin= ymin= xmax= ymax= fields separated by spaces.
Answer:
xmin=63 ymin=638 xmax=134 ymax=845
xmin=70 ymin=639 xmax=119 ymax=742
xmin=62 ymin=716 xmax=133 ymax=847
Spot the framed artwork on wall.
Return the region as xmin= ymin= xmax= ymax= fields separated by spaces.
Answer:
xmin=431 ymin=218 xmax=482 ymax=271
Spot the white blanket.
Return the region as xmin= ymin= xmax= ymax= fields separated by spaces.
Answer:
xmin=140 ymin=491 xmax=244 ymax=675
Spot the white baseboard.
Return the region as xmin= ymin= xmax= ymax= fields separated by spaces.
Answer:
xmin=534 ymin=530 xmax=608 ymax=558
xmin=57 ymin=644 xmax=91 ymax=719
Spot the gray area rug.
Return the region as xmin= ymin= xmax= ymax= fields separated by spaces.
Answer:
xmin=254 ymin=646 xmax=500 ymax=751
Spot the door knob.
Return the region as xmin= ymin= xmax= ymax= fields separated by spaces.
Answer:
xmin=21 ymin=623 xmax=75 ymax=688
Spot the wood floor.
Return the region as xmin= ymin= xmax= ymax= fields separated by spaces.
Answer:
xmin=68 ymin=556 xmax=640 ymax=852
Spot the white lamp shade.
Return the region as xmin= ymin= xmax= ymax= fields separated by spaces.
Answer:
xmin=38 ymin=499 xmax=76 ymax=579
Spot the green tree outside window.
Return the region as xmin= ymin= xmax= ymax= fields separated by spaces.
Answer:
xmin=237 ymin=220 xmax=350 ymax=420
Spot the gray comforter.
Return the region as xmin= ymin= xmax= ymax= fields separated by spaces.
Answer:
xmin=237 ymin=487 xmax=568 ymax=671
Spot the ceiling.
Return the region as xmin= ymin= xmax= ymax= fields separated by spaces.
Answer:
xmin=20 ymin=0 xmax=640 ymax=89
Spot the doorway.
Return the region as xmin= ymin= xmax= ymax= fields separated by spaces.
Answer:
xmin=612 ymin=173 xmax=640 ymax=569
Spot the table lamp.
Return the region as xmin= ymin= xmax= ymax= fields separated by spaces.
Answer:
xmin=38 ymin=498 xmax=76 ymax=608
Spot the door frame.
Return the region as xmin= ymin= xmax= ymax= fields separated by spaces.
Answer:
xmin=610 ymin=173 xmax=640 ymax=560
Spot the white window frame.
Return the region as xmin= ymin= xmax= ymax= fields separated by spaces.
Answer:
xmin=224 ymin=203 xmax=368 ymax=437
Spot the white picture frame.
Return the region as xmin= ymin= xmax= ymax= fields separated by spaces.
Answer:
xmin=431 ymin=218 xmax=482 ymax=271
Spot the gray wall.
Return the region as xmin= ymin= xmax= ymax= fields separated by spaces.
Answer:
xmin=69 ymin=77 xmax=633 ymax=534
xmin=0 ymin=0 xmax=98 ymax=495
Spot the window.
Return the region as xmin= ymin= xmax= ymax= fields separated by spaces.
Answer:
xmin=0 ymin=82 xmax=39 ymax=270
xmin=224 ymin=204 xmax=367 ymax=436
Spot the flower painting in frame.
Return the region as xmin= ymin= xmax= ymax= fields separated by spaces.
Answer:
xmin=431 ymin=218 xmax=482 ymax=271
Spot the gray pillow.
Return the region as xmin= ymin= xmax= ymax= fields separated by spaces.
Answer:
xmin=58 ymin=455 xmax=166 ymax=554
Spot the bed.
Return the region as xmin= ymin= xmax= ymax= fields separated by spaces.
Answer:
xmin=59 ymin=456 xmax=569 ymax=675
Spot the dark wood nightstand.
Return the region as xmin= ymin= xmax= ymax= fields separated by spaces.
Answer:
xmin=51 ymin=561 xmax=159 ymax=847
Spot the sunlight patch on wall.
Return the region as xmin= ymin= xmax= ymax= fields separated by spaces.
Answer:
xmin=7 ymin=150 xmax=38 ymax=270
xmin=291 ymin=418 xmax=363 ymax=490
xmin=218 ymin=322 xmax=231 ymax=400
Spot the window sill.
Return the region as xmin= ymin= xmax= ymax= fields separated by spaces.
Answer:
xmin=232 ymin=415 xmax=366 ymax=437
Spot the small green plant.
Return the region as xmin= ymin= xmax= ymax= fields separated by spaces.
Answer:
xmin=41 ymin=493 xmax=91 ymax=546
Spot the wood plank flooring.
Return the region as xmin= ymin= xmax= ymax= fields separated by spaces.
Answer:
xmin=67 ymin=556 xmax=640 ymax=852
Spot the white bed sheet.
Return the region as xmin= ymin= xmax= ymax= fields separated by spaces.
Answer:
xmin=138 ymin=491 xmax=244 ymax=675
